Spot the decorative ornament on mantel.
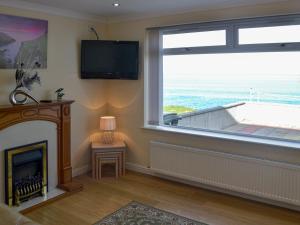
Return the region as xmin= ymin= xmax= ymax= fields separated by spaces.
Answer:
xmin=9 ymin=62 xmax=41 ymax=105
xmin=55 ymin=88 xmax=65 ymax=101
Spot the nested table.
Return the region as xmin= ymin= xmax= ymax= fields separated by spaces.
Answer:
xmin=91 ymin=141 xmax=126 ymax=179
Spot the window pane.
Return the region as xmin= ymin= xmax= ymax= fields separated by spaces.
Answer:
xmin=163 ymin=52 xmax=300 ymax=142
xmin=163 ymin=30 xmax=226 ymax=49
xmin=239 ymin=25 xmax=300 ymax=44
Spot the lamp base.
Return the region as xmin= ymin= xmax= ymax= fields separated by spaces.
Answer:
xmin=101 ymin=131 xmax=114 ymax=144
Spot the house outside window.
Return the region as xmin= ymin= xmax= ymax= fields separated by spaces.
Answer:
xmin=145 ymin=14 xmax=300 ymax=143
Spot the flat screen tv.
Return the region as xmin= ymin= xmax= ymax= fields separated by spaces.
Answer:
xmin=81 ymin=40 xmax=139 ymax=80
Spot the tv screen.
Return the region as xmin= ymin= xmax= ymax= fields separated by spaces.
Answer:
xmin=81 ymin=40 xmax=139 ymax=80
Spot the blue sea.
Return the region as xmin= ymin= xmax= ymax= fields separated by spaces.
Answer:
xmin=163 ymin=78 xmax=300 ymax=110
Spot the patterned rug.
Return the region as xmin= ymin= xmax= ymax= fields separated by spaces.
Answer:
xmin=95 ymin=201 xmax=208 ymax=225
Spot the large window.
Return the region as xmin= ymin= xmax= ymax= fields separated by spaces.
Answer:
xmin=146 ymin=14 xmax=300 ymax=143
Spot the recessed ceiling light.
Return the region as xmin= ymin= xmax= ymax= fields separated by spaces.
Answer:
xmin=113 ymin=2 xmax=120 ymax=7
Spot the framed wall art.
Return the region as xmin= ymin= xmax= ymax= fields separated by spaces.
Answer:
xmin=0 ymin=14 xmax=48 ymax=69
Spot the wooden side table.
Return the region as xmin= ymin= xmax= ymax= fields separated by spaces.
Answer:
xmin=91 ymin=141 xmax=126 ymax=179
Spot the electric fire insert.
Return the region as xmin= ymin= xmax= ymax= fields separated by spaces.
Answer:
xmin=4 ymin=141 xmax=48 ymax=207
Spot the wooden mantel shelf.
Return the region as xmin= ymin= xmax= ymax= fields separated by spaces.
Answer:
xmin=0 ymin=100 xmax=74 ymax=112
xmin=0 ymin=100 xmax=83 ymax=195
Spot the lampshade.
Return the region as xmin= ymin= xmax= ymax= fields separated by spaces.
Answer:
xmin=100 ymin=116 xmax=116 ymax=131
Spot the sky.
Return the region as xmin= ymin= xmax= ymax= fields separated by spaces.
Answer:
xmin=0 ymin=13 xmax=48 ymax=48
xmin=163 ymin=24 xmax=300 ymax=81
xmin=163 ymin=52 xmax=300 ymax=80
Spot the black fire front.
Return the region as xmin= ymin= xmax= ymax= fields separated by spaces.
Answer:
xmin=4 ymin=141 xmax=48 ymax=207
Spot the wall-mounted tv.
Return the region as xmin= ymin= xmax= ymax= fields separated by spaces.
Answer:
xmin=81 ymin=40 xmax=139 ymax=80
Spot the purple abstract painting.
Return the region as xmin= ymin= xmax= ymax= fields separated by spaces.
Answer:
xmin=0 ymin=14 xmax=48 ymax=69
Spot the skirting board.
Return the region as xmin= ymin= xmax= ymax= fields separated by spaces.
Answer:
xmin=73 ymin=164 xmax=91 ymax=177
xmin=125 ymin=162 xmax=300 ymax=212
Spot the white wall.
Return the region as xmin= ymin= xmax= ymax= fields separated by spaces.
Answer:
xmin=1 ymin=0 xmax=300 ymax=179
xmin=0 ymin=5 xmax=108 ymax=173
xmin=106 ymin=1 xmax=300 ymax=168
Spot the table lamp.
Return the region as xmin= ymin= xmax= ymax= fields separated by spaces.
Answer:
xmin=100 ymin=116 xmax=116 ymax=144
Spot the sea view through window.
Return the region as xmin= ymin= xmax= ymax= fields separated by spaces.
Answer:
xmin=163 ymin=52 xmax=300 ymax=141
xmin=157 ymin=15 xmax=300 ymax=142
xmin=164 ymin=52 xmax=300 ymax=110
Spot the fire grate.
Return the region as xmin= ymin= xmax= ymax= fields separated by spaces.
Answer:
xmin=4 ymin=141 xmax=48 ymax=207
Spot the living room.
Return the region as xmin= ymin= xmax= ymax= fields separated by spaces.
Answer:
xmin=0 ymin=0 xmax=300 ymax=225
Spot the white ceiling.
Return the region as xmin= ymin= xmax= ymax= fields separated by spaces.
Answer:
xmin=0 ymin=0 xmax=288 ymax=22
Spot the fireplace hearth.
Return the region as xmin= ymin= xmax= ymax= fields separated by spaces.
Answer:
xmin=5 ymin=141 xmax=48 ymax=207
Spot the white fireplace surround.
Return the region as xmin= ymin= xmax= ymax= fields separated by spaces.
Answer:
xmin=0 ymin=120 xmax=57 ymax=204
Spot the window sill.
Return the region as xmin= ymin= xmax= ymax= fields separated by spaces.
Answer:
xmin=142 ymin=125 xmax=300 ymax=150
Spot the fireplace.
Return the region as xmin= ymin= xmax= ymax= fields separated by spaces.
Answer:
xmin=4 ymin=141 xmax=48 ymax=207
xmin=0 ymin=101 xmax=82 ymax=209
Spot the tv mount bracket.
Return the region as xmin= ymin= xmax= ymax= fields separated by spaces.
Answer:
xmin=89 ymin=27 xmax=100 ymax=40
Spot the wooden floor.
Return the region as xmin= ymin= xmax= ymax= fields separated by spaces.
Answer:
xmin=25 ymin=171 xmax=300 ymax=225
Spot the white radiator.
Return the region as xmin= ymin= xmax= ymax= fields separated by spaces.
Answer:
xmin=150 ymin=141 xmax=300 ymax=207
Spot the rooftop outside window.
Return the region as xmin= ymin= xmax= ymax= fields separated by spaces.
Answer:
xmin=146 ymin=14 xmax=300 ymax=143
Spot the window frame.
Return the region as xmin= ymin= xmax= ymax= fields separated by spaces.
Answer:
xmin=162 ymin=14 xmax=300 ymax=56
xmin=145 ymin=14 xmax=300 ymax=145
